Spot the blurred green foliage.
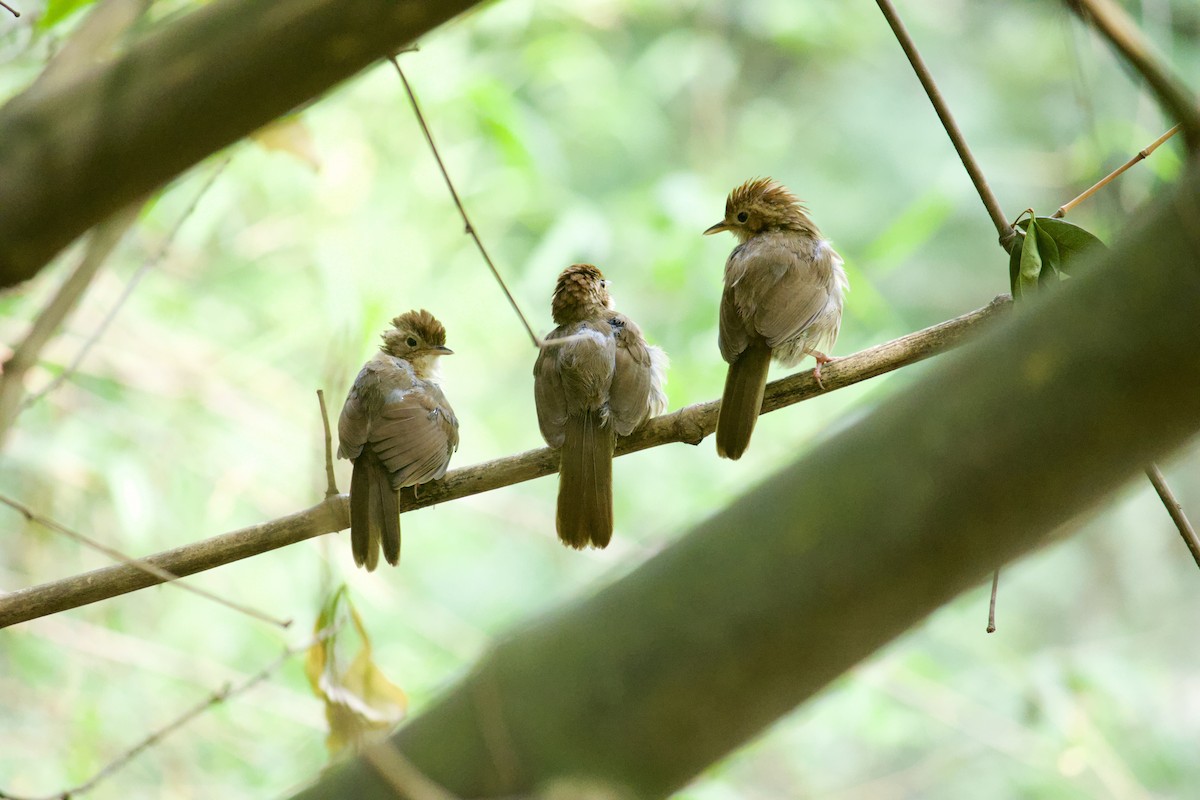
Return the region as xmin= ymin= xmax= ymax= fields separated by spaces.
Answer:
xmin=2 ymin=0 xmax=1199 ymax=797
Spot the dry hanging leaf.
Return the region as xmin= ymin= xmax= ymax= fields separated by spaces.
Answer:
xmin=305 ymin=586 xmax=408 ymax=756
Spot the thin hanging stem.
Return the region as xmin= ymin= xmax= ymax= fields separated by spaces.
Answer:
xmin=1145 ymin=464 xmax=1200 ymax=570
xmin=389 ymin=56 xmax=542 ymax=348
xmin=875 ymin=0 xmax=1018 ymax=251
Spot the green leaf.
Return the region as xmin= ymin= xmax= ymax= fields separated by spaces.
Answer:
xmin=1037 ymin=225 xmax=1061 ymax=287
xmin=1010 ymin=215 xmax=1106 ymax=299
xmin=39 ymin=0 xmax=97 ymax=30
xmin=1031 ymin=216 xmax=1106 ymax=275
xmin=1017 ymin=217 xmax=1042 ymax=299
xmin=1008 ymin=229 xmax=1024 ymax=297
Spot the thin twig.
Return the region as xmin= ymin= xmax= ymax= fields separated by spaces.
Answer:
xmin=0 ymin=296 xmax=1012 ymax=629
xmin=317 ymin=389 xmax=339 ymax=498
xmin=986 ymin=569 xmax=1000 ymax=634
xmin=0 ymin=206 xmax=139 ymax=448
xmin=1065 ymin=0 xmax=1200 ymax=151
xmin=0 ymin=625 xmax=338 ymax=800
xmin=363 ymin=741 xmax=464 ymax=800
xmin=874 ymin=0 xmax=1018 ymax=251
xmin=1145 ymin=464 xmax=1200 ymax=570
xmin=1053 ymin=125 xmax=1181 ymax=217
xmin=389 ymin=56 xmax=542 ymax=348
xmin=22 ymin=157 xmax=230 ymax=411
xmin=0 ymin=0 xmax=18 ymax=17
xmin=0 ymin=493 xmax=291 ymax=628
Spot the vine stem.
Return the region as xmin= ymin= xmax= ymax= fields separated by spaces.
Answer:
xmin=874 ymin=0 xmax=1017 ymax=251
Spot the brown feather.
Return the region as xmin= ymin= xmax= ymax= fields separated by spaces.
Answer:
xmin=350 ymin=452 xmax=385 ymax=571
xmin=557 ymin=410 xmax=615 ymax=549
xmin=716 ymin=342 xmax=771 ymax=461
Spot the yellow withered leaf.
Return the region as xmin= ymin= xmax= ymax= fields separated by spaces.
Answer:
xmin=305 ymin=586 xmax=407 ymax=756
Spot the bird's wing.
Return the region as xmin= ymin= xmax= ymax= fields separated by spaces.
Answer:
xmin=610 ymin=314 xmax=668 ymax=436
xmin=370 ymin=379 xmax=458 ymax=490
xmin=718 ymin=281 xmax=752 ymax=363
xmin=557 ymin=319 xmax=616 ymax=417
xmin=534 ymin=324 xmax=570 ymax=447
xmin=535 ymin=321 xmax=616 ymax=444
xmin=736 ymin=239 xmax=837 ymax=352
xmin=337 ymin=359 xmax=393 ymax=460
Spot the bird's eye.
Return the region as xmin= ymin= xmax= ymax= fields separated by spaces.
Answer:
xmin=406 ymin=337 xmax=418 ymax=347
xmin=736 ymin=211 xmax=749 ymax=223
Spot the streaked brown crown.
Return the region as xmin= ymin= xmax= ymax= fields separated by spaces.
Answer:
xmin=381 ymin=309 xmax=448 ymax=355
xmin=722 ymin=177 xmax=819 ymax=240
xmin=551 ymin=264 xmax=613 ymax=325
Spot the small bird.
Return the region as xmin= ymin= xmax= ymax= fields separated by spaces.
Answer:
xmin=533 ymin=265 xmax=667 ymax=549
xmin=338 ymin=310 xmax=459 ymax=570
xmin=705 ymin=178 xmax=848 ymax=460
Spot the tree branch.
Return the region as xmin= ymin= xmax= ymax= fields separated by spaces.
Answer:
xmin=0 ymin=206 xmax=139 ymax=449
xmin=290 ymin=158 xmax=1200 ymax=800
xmin=0 ymin=297 xmax=1011 ymax=629
xmin=0 ymin=0 xmax=488 ymax=290
xmin=875 ymin=0 xmax=1017 ymax=251
xmin=1065 ymin=0 xmax=1200 ymax=151
xmin=1145 ymin=463 xmax=1200 ymax=569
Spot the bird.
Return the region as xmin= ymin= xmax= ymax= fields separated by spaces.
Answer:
xmin=337 ymin=310 xmax=459 ymax=570
xmin=704 ymin=177 xmax=848 ymax=460
xmin=533 ymin=264 xmax=667 ymax=549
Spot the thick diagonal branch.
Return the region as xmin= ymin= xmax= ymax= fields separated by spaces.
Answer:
xmin=0 ymin=0 xmax=487 ymax=289
xmin=0 ymin=297 xmax=1009 ymax=629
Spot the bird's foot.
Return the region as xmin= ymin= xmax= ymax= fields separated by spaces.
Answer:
xmin=811 ymin=351 xmax=834 ymax=390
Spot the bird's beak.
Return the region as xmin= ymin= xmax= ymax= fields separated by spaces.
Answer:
xmin=703 ymin=221 xmax=729 ymax=236
xmin=432 ymin=345 xmax=454 ymax=355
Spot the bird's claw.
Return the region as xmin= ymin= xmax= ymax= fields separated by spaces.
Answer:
xmin=811 ymin=352 xmax=834 ymax=390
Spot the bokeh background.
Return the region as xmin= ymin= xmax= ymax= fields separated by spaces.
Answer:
xmin=2 ymin=0 xmax=1199 ymax=797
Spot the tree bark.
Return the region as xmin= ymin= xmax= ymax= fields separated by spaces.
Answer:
xmin=0 ymin=0 xmax=486 ymax=289
xmin=290 ymin=169 xmax=1200 ymax=798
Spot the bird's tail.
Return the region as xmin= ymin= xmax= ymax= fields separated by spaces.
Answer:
xmin=716 ymin=343 xmax=772 ymax=460
xmin=350 ymin=450 xmax=402 ymax=570
xmin=557 ymin=410 xmax=615 ymax=549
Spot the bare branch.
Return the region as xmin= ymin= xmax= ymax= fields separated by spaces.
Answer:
xmin=986 ymin=569 xmax=999 ymax=634
xmin=0 ymin=0 xmax=18 ymax=18
xmin=1145 ymin=464 xmax=1200 ymax=569
xmin=1065 ymin=0 xmax=1200 ymax=150
xmin=390 ymin=57 xmax=541 ymax=348
xmin=875 ymin=0 xmax=1017 ymax=251
xmin=0 ymin=625 xmax=337 ymax=800
xmin=1053 ymin=125 xmax=1180 ymax=218
xmin=0 ymin=206 xmax=139 ymax=448
xmin=318 ymin=389 xmax=339 ymax=498
xmin=0 ymin=297 xmax=1011 ymax=629
xmin=363 ymin=742 xmax=463 ymax=800
xmin=22 ymin=157 xmax=229 ymax=411
xmin=0 ymin=493 xmax=291 ymax=629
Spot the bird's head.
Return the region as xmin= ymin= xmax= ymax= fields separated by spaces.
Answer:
xmin=703 ymin=177 xmax=817 ymax=243
xmin=551 ymin=263 xmax=613 ymax=325
xmin=382 ymin=309 xmax=453 ymax=376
